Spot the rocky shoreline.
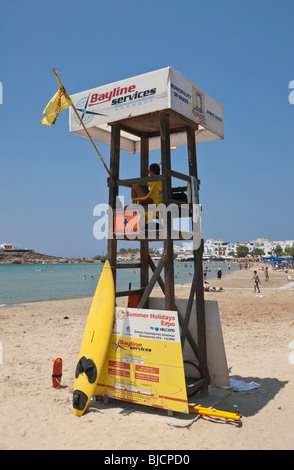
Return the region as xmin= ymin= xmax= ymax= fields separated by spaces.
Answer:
xmin=0 ymin=251 xmax=96 ymax=265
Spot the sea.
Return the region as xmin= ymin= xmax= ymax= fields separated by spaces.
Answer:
xmin=0 ymin=261 xmax=237 ymax=306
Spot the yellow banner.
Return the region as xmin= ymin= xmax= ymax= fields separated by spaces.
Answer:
xmin=95 ymin=308 xmax=188 ymax=413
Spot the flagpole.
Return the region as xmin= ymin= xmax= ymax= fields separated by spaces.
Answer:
xmin=52 ymin=68 xmax=112 ymax=180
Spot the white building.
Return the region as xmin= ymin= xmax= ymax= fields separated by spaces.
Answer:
xmin=204 ymin=239 xmax=224 ymax=256
xmin=0 ymin=243 xmax=14 ymax=251
xmin=203 ymin=238 xmax=294 ymax=257
xmin=156 ymin=238 xmax=294 ymax=260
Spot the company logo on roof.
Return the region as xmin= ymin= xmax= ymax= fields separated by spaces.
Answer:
xmin=73 ymin=93 xmax=107 ymax=125
xmin=192 ymin=86 xmax=206 ymax=126
xmin=88 ymin=84 xmax=157 ymax=107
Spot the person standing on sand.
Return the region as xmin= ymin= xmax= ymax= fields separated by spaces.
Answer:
xmin=216 ymin=267 xmax=222 ymax=279
xmin=264 ymin=267 xmax=269 ymax=282
xmin=252 ymin=270 xmax=261 ymax=293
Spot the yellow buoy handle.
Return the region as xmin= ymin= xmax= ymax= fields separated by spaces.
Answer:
xmin=189 ymin=405 xmax=242 ymax=421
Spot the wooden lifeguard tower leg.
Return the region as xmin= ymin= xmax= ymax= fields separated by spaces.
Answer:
xmin=160 ymin=112 xmax=175 ymax=311
xmin=187 ymin=127 xmax=209 ymax=396
xmin=140 ymin=134 xmax=149 ymax=307
xmin=107 ymin=124 xmax=120 ymax=289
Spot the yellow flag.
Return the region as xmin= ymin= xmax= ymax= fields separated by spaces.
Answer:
xmin=41 ymin=86 xmax=73 ymax=126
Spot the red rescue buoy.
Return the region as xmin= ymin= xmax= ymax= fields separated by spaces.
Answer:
xmin=127 ymin=293 xmax=141 ymax=308
xmin=52 ymin=358 xmax=62 ymax=388
xmin=127 ymin=282 xmax=141 ymax=308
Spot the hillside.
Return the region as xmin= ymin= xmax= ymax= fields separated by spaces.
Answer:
xmin=0 ymin=251 xmax=95 ymax=265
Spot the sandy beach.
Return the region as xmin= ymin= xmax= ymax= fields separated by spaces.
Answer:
xmin=1 ymin=264 xmax=294 ymax=450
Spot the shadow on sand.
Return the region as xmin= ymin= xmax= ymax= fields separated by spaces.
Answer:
xmin=216 ymin=375 xmax=289 ymax=418
xmin=86 ymin=375 xmax=288 ymax=428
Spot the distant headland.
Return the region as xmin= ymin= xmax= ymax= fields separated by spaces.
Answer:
xmin=0 ymin=243 xmax=96 ymax=265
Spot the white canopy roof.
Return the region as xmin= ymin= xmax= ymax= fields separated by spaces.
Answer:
xmin=69 ymin=67 xmax=224 ymax=154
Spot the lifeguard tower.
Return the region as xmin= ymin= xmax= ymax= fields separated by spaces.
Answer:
xmin=69 ymin=67 xmax=228 ymax=405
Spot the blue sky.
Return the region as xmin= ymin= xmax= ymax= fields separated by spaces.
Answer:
xmin=1 ymin=0 xmax=294 ymax=258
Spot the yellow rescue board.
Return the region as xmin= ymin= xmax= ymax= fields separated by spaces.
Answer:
xmin=73 ymin=260 xmax=115 ymax=416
